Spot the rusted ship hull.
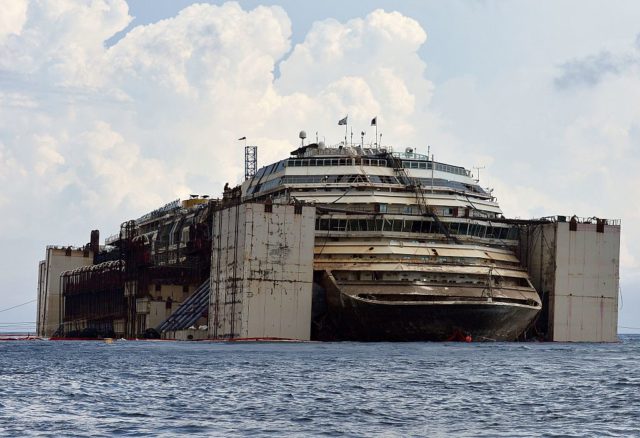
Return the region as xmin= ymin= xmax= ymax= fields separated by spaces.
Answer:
xmin=313 ymin=273 xmax=540 ymax=341
xmin=327 ymin=297 xmax=539 ymax=341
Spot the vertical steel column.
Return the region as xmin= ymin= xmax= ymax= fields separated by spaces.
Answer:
xmin=245 ymin=146 xmax=257 ymax=181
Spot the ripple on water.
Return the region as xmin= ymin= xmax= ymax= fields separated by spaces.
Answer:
xmin=0 ymin=337 xmax=639 ymax=436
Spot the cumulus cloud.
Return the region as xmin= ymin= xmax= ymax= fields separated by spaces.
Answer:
xmin=276 ymin=9 xmax=432 ymax=139
xmin=0 ymin=1 xmax=440 ymax=246
xmin=0 ymin=0 xmax=131 ymax=85
xmin=0 ymin=1 xmax=28 ymax=40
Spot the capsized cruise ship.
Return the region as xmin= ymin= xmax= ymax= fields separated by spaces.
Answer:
xmin=241 ymin=140 xmax=541 ymax=341
xmin=36 ymin=132 xmax=621 ymax=342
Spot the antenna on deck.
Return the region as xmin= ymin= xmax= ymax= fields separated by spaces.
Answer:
xmin=473 ymin=165 xmax=485 ymax=183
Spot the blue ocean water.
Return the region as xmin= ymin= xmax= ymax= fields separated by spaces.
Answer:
xmin=1 ymin=336 xmax=639 ymax=437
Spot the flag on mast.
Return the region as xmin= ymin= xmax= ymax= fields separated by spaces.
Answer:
xmin=338 ymin=116 xmax=348 ymax=125
xmin=371 ymin=117 xmax=377 ymax=126
xmin=238 ymin=136 xmax=246 ymax=140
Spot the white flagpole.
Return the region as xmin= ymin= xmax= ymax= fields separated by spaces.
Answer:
xmin=344 ymin=117 xmax=348 ymax=146
xmin=375 ymin=124 xmax=378 ymax=148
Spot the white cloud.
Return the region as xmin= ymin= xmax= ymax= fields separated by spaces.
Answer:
xmin=1 ymin=2 xmax=442 ymax=243
xmin=0 ymin=1 xmax=28 ymax=40
xmin=34 ymin=134 xmax=64 ymax=176
xmin=0 ymin=0 xmax=131 ymax=85
xmin=276 ymin=10 xmax=430 ymax=132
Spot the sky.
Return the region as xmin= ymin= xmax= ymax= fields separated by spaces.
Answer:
xmin=0 ymin=0 xmax=639 ymax=333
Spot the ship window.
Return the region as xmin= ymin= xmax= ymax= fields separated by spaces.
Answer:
xmin=376 ymin=203 xmax=388 ymax=213
xmin=330 ymin=219 xmax=346 ymax=231
xmin=458 ymin=223 xmax=468 ymax=235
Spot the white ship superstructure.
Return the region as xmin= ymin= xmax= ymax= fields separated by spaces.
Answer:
xmin=242 ymin=142 xmax=541 ymax=341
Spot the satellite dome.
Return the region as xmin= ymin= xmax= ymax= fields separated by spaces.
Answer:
xmin=299 ymin=131 xmax=307 ymax=140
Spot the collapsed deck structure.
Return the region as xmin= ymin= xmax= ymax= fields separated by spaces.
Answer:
xmin=36 ymin=139 xmax=621 ymax=342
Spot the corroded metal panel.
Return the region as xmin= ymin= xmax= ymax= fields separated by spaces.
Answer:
xmin=552 ymin=222 xmax=620 ymax=342
xmin=209 ymin=203 xmax=314 ymax=340
xmin=526 ymin=221 xmax=620 ymax=342
xmin=38 ymin=248 xmax=93 ymax=337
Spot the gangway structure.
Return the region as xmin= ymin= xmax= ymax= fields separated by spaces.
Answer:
xmin=156 ymin=278 xmax=210 ymax=335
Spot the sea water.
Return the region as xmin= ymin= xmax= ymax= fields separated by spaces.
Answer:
xmin=1 ymin=336 xmax=639 ymax=437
